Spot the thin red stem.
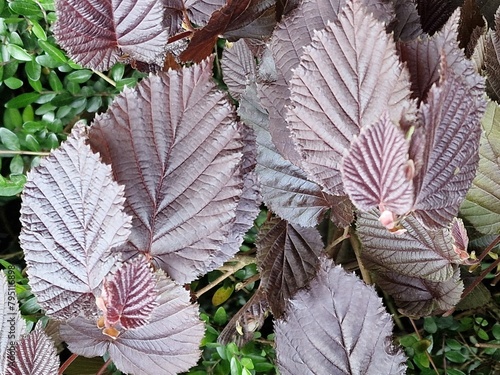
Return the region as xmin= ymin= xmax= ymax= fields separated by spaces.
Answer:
xmin=97 ymin=358 xmax=112 ymax=375
xmin=58 ymin=353 xmax=78 ymax=374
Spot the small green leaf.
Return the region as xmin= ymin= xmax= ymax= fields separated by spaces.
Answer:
xmin=7 ymin=43 xmax=32 ymax=61
xmin=66 ymin=69 xmax=93 ymax=83
xmin=86 ymin=96 xmax=102 ymax=112
xmin=25 ymin=58 xmax=41 ymax=81
xmin=30 ymin=20 xmax=47 ymax=41
xmin=3 ymin=76 xmax=23 ymax=89
xmin=48 ymin=70 xmax=63 ymax=91
xmin=0 ymin=128 xmax=21 ymax=150
xmin=445 ymin=351 xmax=467 ymax=363
xmin=10 ymin=154 xmax=24 ymax=174
xmin=0 ymin=174 xmax=26 ymax=196
xmin=35 ymin=54 xmax=62 ymax=68
xmin=50 ymin=92 xmax=75 ymax=106
xmin=66 ymin=81 xmax=80 ymax=95
xmin=28 ymin=77 xmax=43 ymax=92
xmin=446 ymin=370 xmax=466 ymax=375
xmin=212 ymin=284 xmax=234 ymax=306
xmin=213 ymin=307 xmax=227 ymax=326
xmin=45 ymin=132 xmax=59 ymax=149
xmin=25 ymin=134 xmax=40 ymax=151
xmin=492 ymin=323 xmax=500 ymax=340
xmin=22 ymin=104 xmax=35 ymax=122
xmin=477 ymin=328 xmax=489 ymax=340
xmin=9 ymin=0 xmax=44 ymax=17
xmin=230 ymin=357 xmax=241 ymax=375
xmin=38 ymin=40 xmax=67 ymax=63
xmin=111 ymin=63 xmax=125 ymax=81
xmin=5 ymin=92 xmax=40 ymax=109
xmin=3 ymin=108 xmax=23 ymax=129
xmin=424 ymin=317 xmax=438 ymax=334
xmin=254 ymin=362 xmax=275 ymax=372
xmin=445 ymin=339 xmax=463 ymax=351
xmin=240 ymin=357 xmax=254 ymax=370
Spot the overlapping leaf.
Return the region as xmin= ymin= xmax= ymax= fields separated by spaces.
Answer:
xmin=342 ymin=113 xmax=414 ymax=215
xmin=88 ymin=59 xmax=244 ymax=283
xmin=398 ymin=11 xmax=484 ymax=102
xmin=287 ymin=1 xmax=412 ymax=195
xmin=389 ymin=0 xmax=423 ymax=42
xmin=19 ymin=123 xmax=131 ymax=320
xmin=60 ymin=272 xmax=204 ymax=375
xmin=240 ymin=84 xmax=353 ymax=227
xmin=5 ymin=329 xmax=59 ymax=375
xmin=357 ymin=210 xmax=462 ymax=281
xmin=185 ymin=0 xmax=226 ymax=26
xmin=1 ymin=271 xmax=26 ymax=374
xmin=485 ymin=8 xmax=500 ymax=100
xmin=461 ymin=101 xmax=500 ymax=234
xmin=97 ymin=260 xmax=157 ymax=330
xmin=256 ymin=217 xmax=323 ymax=317
xmin=415 ymin=0 xmax=457 ymax=34
xmin=54 ymin=0 xmax=169 ymax=71
xmin=275 ymin=258 xmax=407 ymax=375
xmin=221 ymin=40 xmax=257 ymax=100
xmin=412 ymin=69 xmax=485 ymax=229
xmin=375 ymin=267 xmax=463 ymax=317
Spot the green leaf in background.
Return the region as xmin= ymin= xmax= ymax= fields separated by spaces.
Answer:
xmin=213 ymin=307 xmax=227 ymax=326
xmin=0 ymin=174 xmax=26 ymax=196
xmin=6 ymin=43 xmax=32 ymax=61
xmin=10 ymin=154 xmax=24 ymax=174
xmin=66 ymin=69 xmax=93 ymax=83
xmin=25 ymin=58 xmax=41 ymax=81
xmin=0 ymin=127 xmax=21 ymax=150
xmin=8 ymin=0 xmax=44 ymax=17
xmin=38 ymin=39 xmax=67 ymax=64
xmin=5 ymin=92 xmax=40 ymax=109
xmin=461 ymin=101 xmax=500 ymax=234
xmin=212 ymin=283 xmax=234 ymax=306
xmin=3 ymin=76 xmax=23 ymax=89
xmin=30 ymin=20 xmax=47 ymax=41
xmin=3 ymin=108 xmax=23 ymax=129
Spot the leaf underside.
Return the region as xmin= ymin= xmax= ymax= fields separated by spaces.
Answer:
xmin=60 ymin=272 xmax=204 ymax=375
xmin=275 ymin=257 xmax=407 ymax=375
xmin=89 ymin=59 xmax=244 ymax=284
xmin=461 ymin=101 xmax=500 ymax=234
xmin=54 ymin=0 xmax=168 ymax=71
xmin=19 ymin=123 xmax=131 ymax=320
xmin=287 ymin=2 xmax=412 ymax=195
xmin=256 ymin=217 xmax=323 ymax=317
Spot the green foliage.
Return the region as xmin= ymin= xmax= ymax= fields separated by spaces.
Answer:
xmin=0 ymin=0 xmax=144 ymax=197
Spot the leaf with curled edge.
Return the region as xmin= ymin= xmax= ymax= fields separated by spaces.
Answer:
xmin=54 ymin=0 xmax=169 ymax=71
xmin=218 ymin=288 xmax=269 ymax=347
xmin=19 ymin=122 xmax=131 ymax=320
xmin=398 ymin=11 xmax=484 ymax=102
xmin=375 ymin=267 xmax=463 ymax=317
xmin=275 ymin=257 xmax=407 ymax=375
xmin=96 ymin=259 xmax=158 ymax=332
xmin=342 ymin=113 xmax=414 ymax=219
xmin=357 ymin=210 xmax=462 ymax=282
xmin=256 ymin=216 xmax=323 ymax=317
xmin=88 ymin=59 xmax=244 ymax=284
xmin=60 ymin=272 xmax=204 ymax=375
xmin=461 ymin=101 xmax=500 ymax=235
xmin=1 ymin=271 xmax=26 ymax=374
xmin=412 ymin=67 xmax=486 ymax=229
xmin=287 ymin=2 xmax=412 ymax=196
xmin=240 ymin=83 xmax=354 ymax=227
xmin=5 ymin=327 xmax=59 ymax=375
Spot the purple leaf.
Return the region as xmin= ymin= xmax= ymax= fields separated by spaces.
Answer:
xmin=389 ymin=0 xmax=423 ymax=42
xmin=485 ymin=8 xmax=500 ymax=100
xmin=240 ymin=85 xmax=354 ymax=227
xmin=6 ymin=328 xmax=59 ymax=375
xmin=1 ymin=271 xmax=26 ymax=374
xmin=287 ymin=2 xmax=413 ymax=195
xmin=450 ymin=218 xmax=470 ymax=262
xmin=185 ymin=0 xmax=226 ymax=26
xmin=375 ymin=267 xmax=463 ymax=317
xmin=54 ymin=0 xmax=169 ymax=71
xmin=88 ymin=59 xmax=244 ymax=284
xmin=97 ymin=259 xmax=158 ymax=331
xmin=357 ymin=210 xmax=462 ymax=281
xmin=60 ymin=272 xmax=204 ymax=375
xmin=256 ymin=217 xmax=323 ymax=317
xmin=398 ymin=11 xmax=484 ymax=102
xmin=412 ymin=67 xmax=486 ymax=229
xmin=342 ymin=113 xmax=414 ymax=217
xmin=218 ymin=288 xmax=269 ymax=347
xmin=275 ymin=257 xmax=407 ymax=375
xmin=19 ymin=123 xmax=131 ymax=320
xmin=416 ymin=0 xmax=457 ymax=35
xmin=221 ymin=40 xmax=257 ymax=100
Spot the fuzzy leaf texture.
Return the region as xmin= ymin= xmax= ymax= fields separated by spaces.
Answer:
xmin=256 ymin=217 xmax=323 ymax=317
xmin=60 ymin=272 xmax=204 ymax=375
xmin=54 ymin=0 xmax=169 ymax=71
xmin=342 ymin=113 xmax=414 ymax=215
xmin=275 ymin=257 xmax=407 ymax=375
xmin=357 ymin=210 xmax=463 ymax=281
xmin=19 ymin=123 xmax=132 ymax=320
xmin=240 ymin=84 xmax=353 ymax=227
xmin=0 ymin=271 xmax=26 ymax=374
xmin=98 ymin=260 xmax=158 ymax=330
xmin=5 ymin=328 xmax=59 ymax=375
xmin=88 ymin=59 xmax=244 ymax=284
xmin=461 ymin=101 xmax=500 ymax=234
xmin=412 ymin=66 xmax=486 ymax=229
xmin=287 ymin=1 xmax=412 ymax=195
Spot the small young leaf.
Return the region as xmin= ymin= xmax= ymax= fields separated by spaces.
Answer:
xmin=6 ymin=44 xmax=32 ymax=62
xmin=0 ymin=128 xmax=21 ymax=151
xmin=37 ymin=40 xmax=67 ymax=64
xmin=275 ymin=258 xmax=407 ymax=375
xmin=19 ymin=122 xmax=132 ymax=320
